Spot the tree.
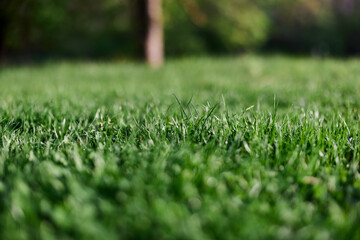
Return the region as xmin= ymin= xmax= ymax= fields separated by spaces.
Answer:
xmin=135 ymin=0 xmax=164 ymax=68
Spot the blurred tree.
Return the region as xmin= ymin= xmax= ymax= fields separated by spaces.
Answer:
xmin=146 ymin=0 xmax=164 ymax=67
xmin=135 ymin=0 xmax=164 ymax=68
xmin=2 ymin=0 xmax=360 ymax=62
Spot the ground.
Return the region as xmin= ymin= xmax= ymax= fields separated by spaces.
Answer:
xmin=0 ymin=55 xmax=360 ymax=239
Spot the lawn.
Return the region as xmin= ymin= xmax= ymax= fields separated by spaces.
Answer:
xmin=0 ymin=55 xmax=360 ymax=240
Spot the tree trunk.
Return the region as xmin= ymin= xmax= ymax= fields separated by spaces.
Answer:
xmin=145 ymin=0 xmax=164 ymax=68
xmin=134 ymin=0 xmax=164 ymax=67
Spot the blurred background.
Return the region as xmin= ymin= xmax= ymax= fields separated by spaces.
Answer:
xmin=1 ymin=0 xmax=360 ymax=64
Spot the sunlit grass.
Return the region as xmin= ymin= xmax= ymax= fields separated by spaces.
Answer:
xmin=0 ymin=55 xmax=360 ymax=239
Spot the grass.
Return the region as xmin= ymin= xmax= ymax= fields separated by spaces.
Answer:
xmin=0 ymin=55 xmax=360 ymax=240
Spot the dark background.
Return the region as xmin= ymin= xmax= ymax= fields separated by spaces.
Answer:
xmin=1 ymin=0 xmax=360 ymax=63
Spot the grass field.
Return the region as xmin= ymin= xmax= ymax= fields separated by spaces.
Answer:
xmin=1 ymin=55 xmax=360 ymax=239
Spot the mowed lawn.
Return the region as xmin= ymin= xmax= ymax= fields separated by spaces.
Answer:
xmin=0 ymin=55 xmax=360 ymax=240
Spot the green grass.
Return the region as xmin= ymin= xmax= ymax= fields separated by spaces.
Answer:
xmin=1 ymin=55 xmax=360 ymax=240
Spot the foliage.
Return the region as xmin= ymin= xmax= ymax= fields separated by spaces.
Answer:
xmin=265 ymin=0 xmax=360 ymax=55
xmin=3 ymin=0 xmax=134 ymax=59
xmin=200 ymin=0 xmax=270 ymax=51
xmin=1 ymin=56 xmax=360 ymax=239
xmin=163 ymin=0 xmax=207 ymax=55
xmin=2 ymin=0 xmax=360 ymax=58
xmin=164 ymin=0 xmax=270 ymax=54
